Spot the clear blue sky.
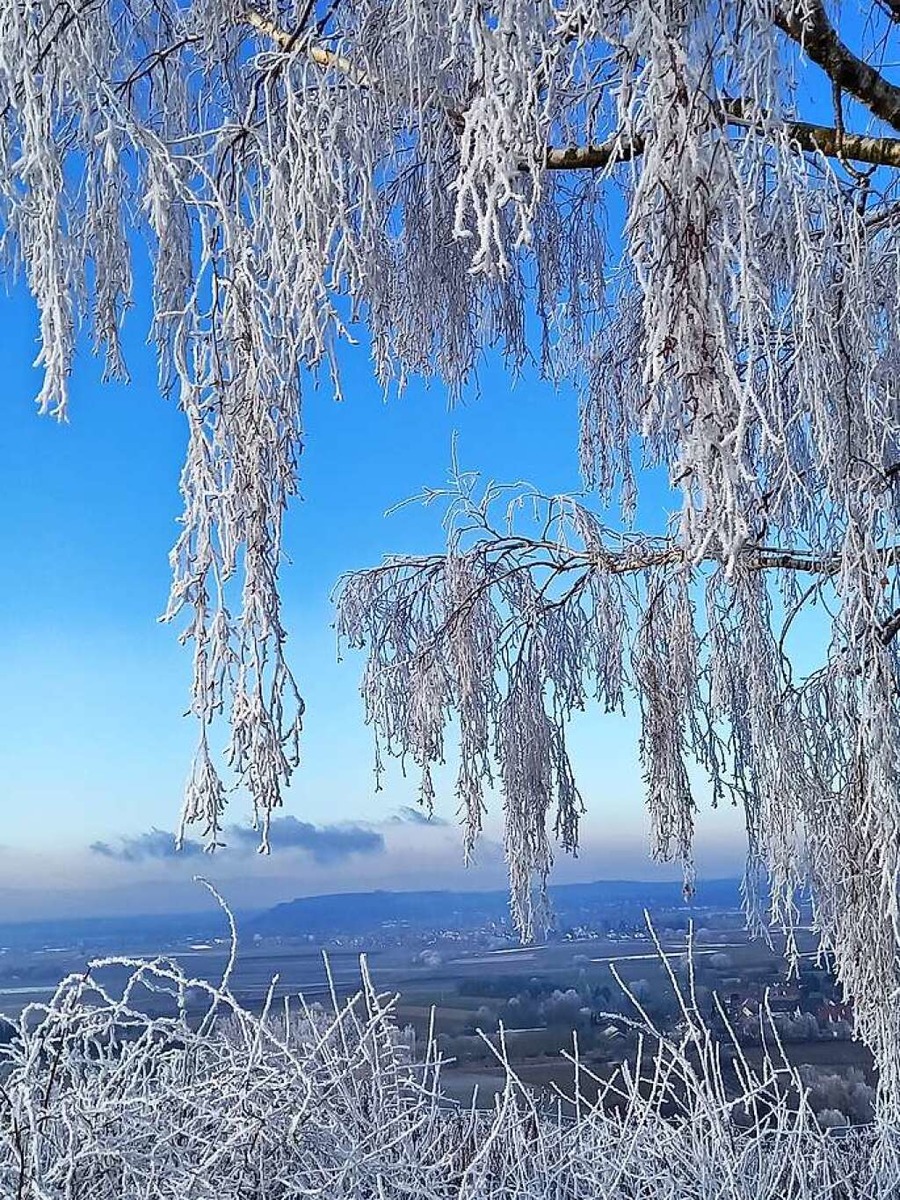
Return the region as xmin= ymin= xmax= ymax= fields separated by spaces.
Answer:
xmin=0 ymin=268 xmax=746 ymax=917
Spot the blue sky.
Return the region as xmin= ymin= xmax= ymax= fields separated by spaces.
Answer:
xmin=1 ymin=2 xmax=893 ymax=921
xmin=0 ymin=270 xmax=747 ymax=917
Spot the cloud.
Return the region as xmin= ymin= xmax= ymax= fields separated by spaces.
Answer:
xmin=90 ymin=829 xmax=205 ymax=863
xmin=224 ymin=817 xmax=384 ymax=863
xmin=390 ymin=805 xmax=449 ymax=827
xmin=89 ymin=817 xmax=384 ymax=866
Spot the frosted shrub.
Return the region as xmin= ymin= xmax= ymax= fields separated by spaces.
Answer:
xmin=0 ymin=910 xmax=894 ymax=1198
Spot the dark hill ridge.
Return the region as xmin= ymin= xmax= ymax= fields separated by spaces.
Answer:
xmin=0 ymin=879 xmax=746 ymax=952
xmin=251 ymin=878 xmax=744 ymax=938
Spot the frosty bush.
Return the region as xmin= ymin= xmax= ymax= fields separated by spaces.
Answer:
xmin=797 ymin=1065 xmax=876 ymax=1126
xmin=0 ymin=923 xmax=894 ymax=1199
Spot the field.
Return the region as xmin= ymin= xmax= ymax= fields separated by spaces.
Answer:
xmin=0 ymin=926 xmax=874 ymax=1112
xmin=0 ymin=942 xmax=888 ymax=1199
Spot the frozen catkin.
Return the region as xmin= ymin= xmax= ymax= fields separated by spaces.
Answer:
xmin=6 ymin=0 xmax=900 ymax=1112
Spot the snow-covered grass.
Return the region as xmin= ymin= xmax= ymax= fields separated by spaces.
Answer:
xmin=0 ymin=904 xmax=893 ymax=1198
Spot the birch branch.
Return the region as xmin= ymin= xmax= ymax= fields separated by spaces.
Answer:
xmin=242 ymin=9 xmax=900 ymax=172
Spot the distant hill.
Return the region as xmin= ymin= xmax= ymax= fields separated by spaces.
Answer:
xmin=0 ymin=909 xmax=247 ymax=952
xmin=251 ymin=878 xmax=744 ymax=939
xmin=0 ymin=878 xmax=746 ymax=953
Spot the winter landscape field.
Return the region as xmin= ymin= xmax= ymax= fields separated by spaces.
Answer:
xmin=0 ymin=895 xmax=893 ymax=1198
xmin=0 ymin=882 xmax=889 ymax=1195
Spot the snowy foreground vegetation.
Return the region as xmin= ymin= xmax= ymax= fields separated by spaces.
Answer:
xmin=0 ymin=912 xmax=894 ymax=1198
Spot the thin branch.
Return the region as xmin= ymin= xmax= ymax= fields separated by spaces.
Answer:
xmin=357 ymin=537 xmax=899 ymax=581
xmin=243 ymin=8 xmax=369 ymax=86
xmin=115 ymin=37 xmax=200 ymax=95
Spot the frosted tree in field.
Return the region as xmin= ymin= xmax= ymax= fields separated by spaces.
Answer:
xmin=5 ymin=0 xmax=900 ymax=1104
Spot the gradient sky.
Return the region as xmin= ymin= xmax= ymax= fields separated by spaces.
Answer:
xmin=0 ymin=256 xmax=748 ymax=918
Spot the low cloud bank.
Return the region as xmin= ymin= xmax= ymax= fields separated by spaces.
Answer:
xmin=0 ymin=806 xmax=747 ymax=922
xmin=390 ymin=805 xmax=449 ymax=827
xmin=90 ymin=816 xmax=385 ymax=865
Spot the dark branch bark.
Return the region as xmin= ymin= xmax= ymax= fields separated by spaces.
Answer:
xmin=244 ymin=7 xmax=900 ymax=173
xmin=878 ymin=608 xmax=900 ymax=644
xmin=543 ymin=119 xmax=900 ymax=171
xmin=774 ymin=1 xmax=900 ymax=131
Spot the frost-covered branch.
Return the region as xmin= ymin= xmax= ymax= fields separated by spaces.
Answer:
xmin=7 ymin=0 xmax=900 ymax=1117
xmin=337 ymin=476 xmax=900 ymax=1110
xmin=543 ymin=120 xmax=900 ymax=171
xmin=547 ymin=123 xmax=900 ymax=171
xmin=243 ymin=8 xmax=900 ymax=172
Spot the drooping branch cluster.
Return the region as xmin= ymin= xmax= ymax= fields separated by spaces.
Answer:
xmin=336 ymin=477 xmax=900 ymax=1113
xmin=3 ymin=0 xmax=899 ymax=842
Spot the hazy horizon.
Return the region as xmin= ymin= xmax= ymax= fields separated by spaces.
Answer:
xmin=0 ymin=807 xmax=746 ymax=922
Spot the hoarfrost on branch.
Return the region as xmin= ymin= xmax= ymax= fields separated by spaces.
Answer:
xmin=6 ymin=0 xmax=900 ymax=1107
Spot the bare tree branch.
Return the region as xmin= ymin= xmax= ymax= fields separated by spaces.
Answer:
xmin=543 ymin=120 xmax=900 ymax=171
xmin=775 ymin=0 xmax=900 ymax=131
